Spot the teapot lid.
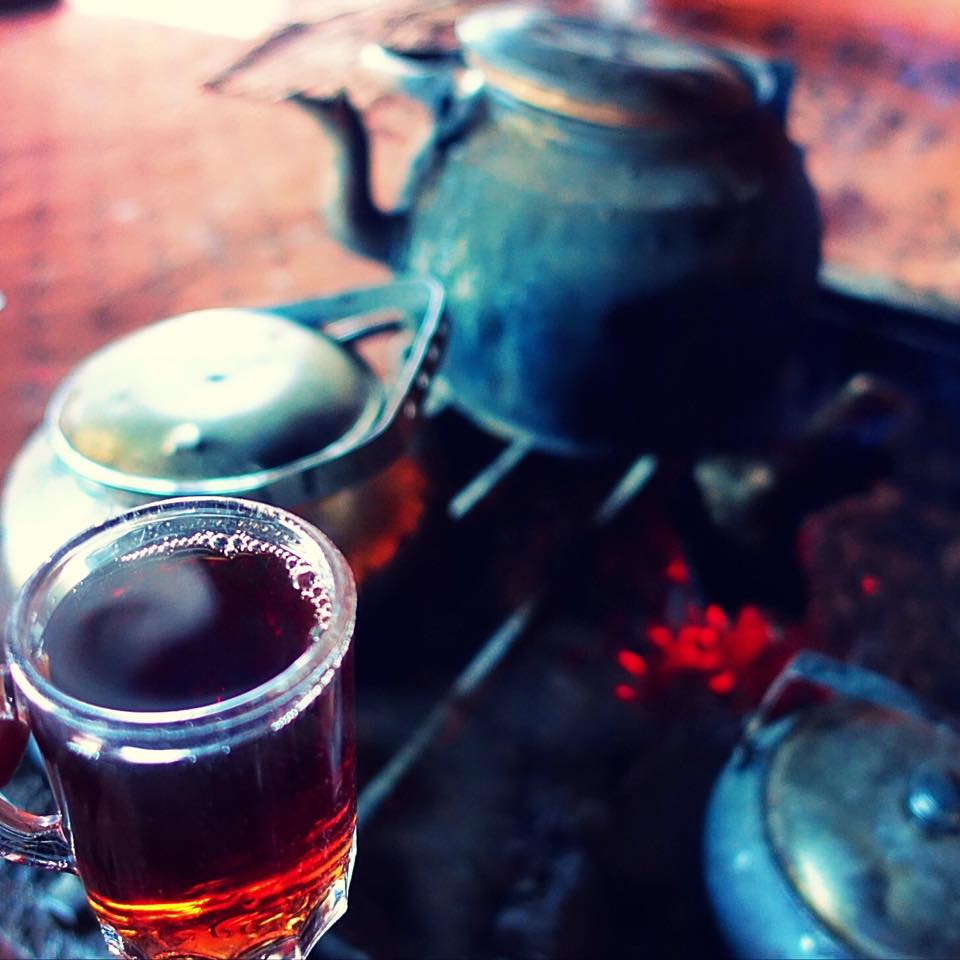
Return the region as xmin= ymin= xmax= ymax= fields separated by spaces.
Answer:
xmin=48 ymin=308 xmax=384 ymax=500
xmin=456 ymin=5 xmax=758 ymax=131
xmin=765 ymin=699 xmax=960 ymax=958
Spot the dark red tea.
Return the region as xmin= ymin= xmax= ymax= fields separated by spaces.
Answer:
xmin=31 ymin=540 xmax=356 ymax=959
xmin=43 ymin=550 xmax=320 ymax=712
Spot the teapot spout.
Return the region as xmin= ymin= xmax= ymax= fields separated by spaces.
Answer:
xmin=289 ymin=90 xmax=406 ymax=266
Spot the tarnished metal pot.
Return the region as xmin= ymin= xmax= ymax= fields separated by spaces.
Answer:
xmin=705 ymin=653 xmax=960 ymax=959
xmin=294 ymin=5 xmax=821 ymax=454
xmin=0 ymin=277 xmax=445 ymax=601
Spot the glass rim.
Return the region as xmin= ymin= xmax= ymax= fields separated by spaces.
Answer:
xmin=5 ymin=496 xmax=356 ymax=739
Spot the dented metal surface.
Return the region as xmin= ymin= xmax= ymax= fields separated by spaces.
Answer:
xmin=294 ymin=8 xmax=821 ymax=453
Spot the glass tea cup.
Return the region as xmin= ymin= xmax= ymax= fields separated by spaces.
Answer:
xmin=0 ymin=497 xmax=357 ymax=960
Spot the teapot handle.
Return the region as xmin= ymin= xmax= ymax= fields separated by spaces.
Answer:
xmin=360 ymin=44 xmax=462 ymax=111
xmin=765 ymin=59 xmax=795 ymax=125
xmin=358 ymin=43 xmax=482 ymax=141
xmin=258 ymin=275 xmax=446 ymax=500
xmin=737 ymin=651 xmax=932 ymax=765
xmin=0 ymin=664 xmax=74 ymax=872
xmin=723 ymin=48 xmax=794 ymax=126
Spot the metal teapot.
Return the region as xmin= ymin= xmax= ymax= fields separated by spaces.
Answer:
xmin=0 ymin=277 xmax=444 ymax=601
xmin=705 ymin=652 xmax=960 ymax=959
xmin=291 ymin=5 xmax=821 ymax=454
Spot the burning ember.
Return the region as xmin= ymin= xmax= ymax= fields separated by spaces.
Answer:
xmin=614 ymin=555 xmax=808 ymax=705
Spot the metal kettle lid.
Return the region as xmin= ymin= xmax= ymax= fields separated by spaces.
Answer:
xmin=765 ymin=699 xmax=960 ymax=959
xmin=49 ymin=308 xmax=383 ymax=499
xmin=456 ymin=5 xmax=757 ymax=130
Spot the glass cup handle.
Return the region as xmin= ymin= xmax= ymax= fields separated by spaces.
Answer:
xmin=0 ymin=664 xmax=74 ymax=872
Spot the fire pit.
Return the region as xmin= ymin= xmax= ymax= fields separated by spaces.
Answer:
xmin=5 ymin=283 xmax=960 ymax=958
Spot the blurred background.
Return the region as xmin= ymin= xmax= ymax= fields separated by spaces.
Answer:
xmin=2 ymin=0 xmax=959 ymax=474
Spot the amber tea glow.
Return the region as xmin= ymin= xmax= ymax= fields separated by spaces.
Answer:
xmin=29 ymin=535 xmax=356 ymax=959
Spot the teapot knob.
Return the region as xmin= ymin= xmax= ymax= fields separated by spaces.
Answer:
xmin=907 ymin=763 xmax=960 ymax=835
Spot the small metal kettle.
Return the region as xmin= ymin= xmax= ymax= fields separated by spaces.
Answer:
xmin=292 ymin=4 xmax=821 ymax=453
xmin=0 ymin=277 xmax=444 ymax=599
xmin=705 ymin=652 xmax=960 ymax=959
